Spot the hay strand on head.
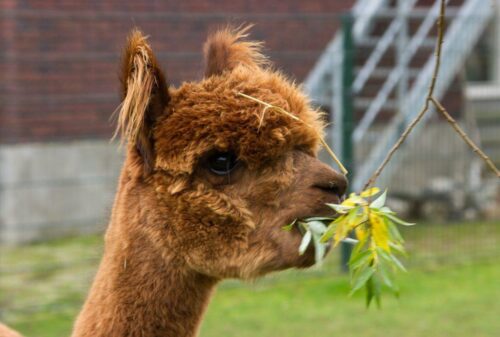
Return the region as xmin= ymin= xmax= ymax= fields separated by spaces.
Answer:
xmin=236 ymin=92 xmax=348 ymax=175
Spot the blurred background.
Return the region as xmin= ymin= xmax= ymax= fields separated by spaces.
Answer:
xmin=0 ymin=0 xmax=499 ymax=336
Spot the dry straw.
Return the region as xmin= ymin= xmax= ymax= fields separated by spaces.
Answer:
xmin=236 ymin=92 xmax=349 ymax=175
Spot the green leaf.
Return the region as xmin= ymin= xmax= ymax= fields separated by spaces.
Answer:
xmin=282 ymin=219 xmax=297 ymax=231
xmin=386 ymin=213 xmax=415 ymax=226
xmin=349 ymin=242 xmax=369 ymax=279
xmin=345 ymin=193 xmax=366 ymax=205
xmin=389 ymin=253 xmax=407 ymax=272
xmin=297 ymin=221 xmax=308 ymax=235
xmin=366 ymin=276 xmax=374 ymax=308
xmin=307 ymin=220 xmax=327 ymax=235
xmin=389 ymin=242 xmax=407 ymax=256
xmin=376 ymin=247 xmax=392 ymax=262
xmin=298 ymin=230 xmax=312 ymax=255
xmin=304 ymin=216 xmax=334 ymax=222
xmin=320 ymin=215 xmax=349 ymax=243
xmin=320 ymin=222 xmax=337 ymax=243
xmin=378 ymin=248 xmax=407 ymax=272
xmin=350 ymin=266 xmax=375 ymax=296
xmin=387 ymin=220 xmax=404 ymax=243
xmin=370 ymin=212 xmax=390 ymax=252
xmin=360 ymin=187 xmax=381 ymax=198
xmin=311 ymin=231 xmax=326 ymax=265
xmin=369 ymin=190 xmax=387 ymax=209
xmin=378 ymin=260 xmax=394 ymax=289
xmin=346 ymin=206 xmax=364 ymax=230
xmin=333 ymin=209 xmax=358 ymax=244
xmin=351 ymin=232 xmax=368 ymax=256
xmin=365 ymin=274 xmax=382 ymax=308
xmin=374 ymin=278 xmax=382 ymax=309
xmin=326 ymin=203 xmax=355 ymax=213
xmin=342 ymin=237 xmax=359 ymax=245
xmin=349 ymin=250 xmax=372 ymax=270
xmin=379 ymin=206 xmax=395 ymax=214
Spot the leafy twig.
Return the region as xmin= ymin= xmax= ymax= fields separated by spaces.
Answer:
xmin=294 ymin=187 xmax=413 ymax=307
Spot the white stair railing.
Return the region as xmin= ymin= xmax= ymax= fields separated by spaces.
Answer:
xmin=352 ymin=0 xmax=448 ymax=143
xmin=304 ymin=0 xmax=389 ymax=106
xmin=352 ymin=0 xmax=419 ymax=95
xmin=352 ymin=0 xmax=493 ymax=191
xmin=303 ymin=0 xmax=492 ymax=191
xmin=304 ymin=0 xmax=391 ymax=162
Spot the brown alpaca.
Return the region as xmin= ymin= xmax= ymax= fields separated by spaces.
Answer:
xmin=1 ymin=26 xmax=346 ymax=337
xmin=0 ymin=324 xmax=22 ymax=337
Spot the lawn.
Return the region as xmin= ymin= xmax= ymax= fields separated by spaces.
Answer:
xmin=1 ymin=221 xmax=499 ymax=337
xmin=202 ymin=262 xmax=500 ymax=337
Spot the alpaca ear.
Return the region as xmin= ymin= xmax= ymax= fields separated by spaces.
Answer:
xmin=203 ymin=25 xmax=269 ymax=77
xmin=115 ymin=29 xmax=170 ymax=173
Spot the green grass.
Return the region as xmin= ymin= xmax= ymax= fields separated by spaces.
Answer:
xmin=202 ymin=263 xmax=500 ymax=337
xmin=1 ymin=221 xmax=499 ymax=337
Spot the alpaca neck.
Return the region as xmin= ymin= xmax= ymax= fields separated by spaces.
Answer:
xmin=71 ymin=231 xmax=218 ymax=337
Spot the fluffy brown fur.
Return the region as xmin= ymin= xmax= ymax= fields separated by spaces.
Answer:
xmin=0 ymin=324 xmax=22 ymax=337
xmin=115 ymin=29 xmax=170 ymax=174
xmin=1 ymin=27 xmax=347 ymax=337
xmin=203 ymin=25 xmax=269 ymax=77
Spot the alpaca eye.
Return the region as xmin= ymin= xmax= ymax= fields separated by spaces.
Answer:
xmin=206 ymin=151 xmax=238 ymax=175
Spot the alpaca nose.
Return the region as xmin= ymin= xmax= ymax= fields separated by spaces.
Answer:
xmin=314 ymin=173 xmax=348 ymax=199
xmin=312 ymin=164 xmax=348 ymax=200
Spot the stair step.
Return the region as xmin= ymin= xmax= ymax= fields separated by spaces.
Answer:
xmin=355 ymin=67 xmax=421 ymax=79
xmin=355 ymin=98 xmax=398 ymax=110
xmin=475 ymin=110 xmax=500 ymax=122
xmin=482 ymin=147 xmax=500 ymax=166
xmin=478 ymin=125 xmax=500 ymax=145
xmin=366 ymin=7 xmax=461 ymax=19
xmin=357 ymin=37 xmax=436 ymax=48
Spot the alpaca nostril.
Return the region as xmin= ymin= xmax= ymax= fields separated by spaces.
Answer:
xmin=313 ymin=175 xmax=348 ymax=199
xmin=335 ymin=175 xmax=348 ymax=197
xmin=315 ymin=183 xmax=343 ymax=198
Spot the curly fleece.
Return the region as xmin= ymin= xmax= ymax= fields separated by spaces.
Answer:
xmin=155 ymin=63 xmax=324 ymax=176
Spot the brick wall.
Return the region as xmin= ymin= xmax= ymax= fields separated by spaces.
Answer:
xmin=0 ymin=0 xmax=354 ymax=144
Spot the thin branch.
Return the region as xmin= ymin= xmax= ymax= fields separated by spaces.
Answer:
xmin=430 ymin=97 xmax=500 ymax=177
xmin=363 ymin=0 xmax=446 ymax=190
xmin=362 ymin=104 xmax=430 ymax=190
xmin=426 ymin=0 xmax=446 ymax=100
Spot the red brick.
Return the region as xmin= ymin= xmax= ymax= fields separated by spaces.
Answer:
xmin=1 ymin=0 xmax=354 ymax=144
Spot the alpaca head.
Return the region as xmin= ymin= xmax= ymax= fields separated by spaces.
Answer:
xmin=116 ymin=27 xmax=347 ymax=280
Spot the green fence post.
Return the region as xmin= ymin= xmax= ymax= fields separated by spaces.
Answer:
xmin=340 ymin=13 xmax=355 ymax=272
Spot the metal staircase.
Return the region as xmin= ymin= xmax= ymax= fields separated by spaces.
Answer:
xmin=304 ymin=0 xmax=493 ymax=191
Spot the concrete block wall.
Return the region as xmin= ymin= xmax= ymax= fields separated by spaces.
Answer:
xmin=465 ymin=84 xmax=500 ymax=167
xmin=0 ymin=140 xmax=123 ymax=244
xmin=0 ymin=0 xmax=357 ymax=244
xmin=0 ymin=1 xmax=362 ymax=245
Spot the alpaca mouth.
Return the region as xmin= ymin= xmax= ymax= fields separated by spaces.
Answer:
xmin=291 ymin=211 xmax=339 ymax=257
xmin=293 ymin=227 xmax=333 ymax=268
xmin=296 ymin=223 xmax=333 ymax=251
